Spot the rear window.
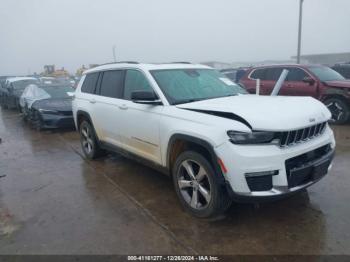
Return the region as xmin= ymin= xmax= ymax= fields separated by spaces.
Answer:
xmin=250 ymin=69 xmax=266 ymax=80
xmin=81 ymin=73 xmax=99 ymax=94
xmin=99 ymin=70 xmax=124 ymax=98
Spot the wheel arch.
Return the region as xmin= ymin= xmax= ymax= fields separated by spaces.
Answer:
xmin=321 ymin=89 xmax=350 ymax=105
xmin=76 ymin=110 xmax=93 ymax=130
xmin=166 ymin=134 xmax=226 ymax=185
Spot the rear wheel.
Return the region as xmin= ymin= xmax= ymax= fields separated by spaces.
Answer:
xmin=172 ymin=151 xmax=231 ymax=219
xmin=324 ymin=97 xmax=350 ymax=125
xmin=79 ymin=120 xmax=105 ymax=159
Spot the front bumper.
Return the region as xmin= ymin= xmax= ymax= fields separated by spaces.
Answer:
xmin=215 ymin=125 xmax=335 ymax=201
xmin=41 ymin=113 xmax=75 ymax=129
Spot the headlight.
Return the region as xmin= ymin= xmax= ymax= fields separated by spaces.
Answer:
xmin=227 ymin=130 xmax=276 ymax=144
xmin=38 ymin=109 xmax=59 ymax=114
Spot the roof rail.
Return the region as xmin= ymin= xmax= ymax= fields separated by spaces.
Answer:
xmin=116 ymin=61 xmax=139 ymax=64
xmin=170 ymin=61 xmax=192 ymax=64
xmin=98 ymin=61 xmax=139 ymax=66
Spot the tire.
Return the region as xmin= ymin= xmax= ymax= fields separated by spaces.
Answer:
xmin=31 ymin=111 xmax=43 ymax=131
xmin=172 ymin=151 xmax=231 ymax=219
xmin=79 ymin=120 xmax=105 ymax=159
xmin=324 ymin=97 xmax=350 ymax=125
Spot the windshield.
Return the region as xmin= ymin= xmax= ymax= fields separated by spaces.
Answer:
xmin=12 ymin=79 xmax=38 ymax=90
xmin=41 ymin=86 xmax=75 ymax=98
xmin=309 ymin=66 xmax=345 ymax=81
xmin=150 ymin=69 xmax=247 ymax=105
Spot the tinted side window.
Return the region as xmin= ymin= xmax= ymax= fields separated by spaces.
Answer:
xmin=81 ymin=73 xmax=99 ymax=94
xmin=99 ymin=70 xmax=124 ymax=98
xmin=123 ymin=70 xmax=153 ymax=100
xmin=287 ymin=68 xmax=308 ymax=81
xmin=250 ymin=69 xmax=266 ymax=80
xmin=265 ymin=68 xmax=283 ymax=81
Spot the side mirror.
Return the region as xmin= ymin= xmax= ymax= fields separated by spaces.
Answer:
xmin=131 ymin=90 xmax=162 ymax=105
xmin=302 ymin=76 xmax=315 ymax=85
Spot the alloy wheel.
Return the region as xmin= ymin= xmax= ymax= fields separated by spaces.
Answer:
xmin=177 ymin=159 xmax=212 ymax=210
xmin=326 ymin=101 xmax=345 ymax=122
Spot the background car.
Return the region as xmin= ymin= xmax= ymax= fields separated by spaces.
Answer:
xmin=332 ymin=63 xmax=350 ymax=79
xmin=0 ymin=77 xmax=39 ymax=111
xmin=240 ymin=64 xmax=350 ymax=124
xmin=220 ymin=67 xmax=250 ymax=83
xmin=20 ymin=83 xmax=75 ymax=130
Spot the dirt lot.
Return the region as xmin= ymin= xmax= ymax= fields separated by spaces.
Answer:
xmin=0 ymin=108 xmax=349 ymax=255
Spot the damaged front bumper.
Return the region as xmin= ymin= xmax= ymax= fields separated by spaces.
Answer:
xmin=215 ymin=125 xmax=336 ymax=202
xmin=40 ymin=113 xmax=75 ymax=129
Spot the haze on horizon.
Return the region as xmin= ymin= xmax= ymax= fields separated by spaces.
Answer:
xmin=0 ymin=0 xmax=349 ymax=75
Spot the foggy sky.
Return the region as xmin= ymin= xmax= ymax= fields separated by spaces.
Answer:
xmin=1 ymin=0 xmax=349 ymax=75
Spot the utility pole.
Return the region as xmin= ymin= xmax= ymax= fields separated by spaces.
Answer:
xmin=296 ymin=0 xmax=304 ymax=64
xmin=112 ymin=45 xmax=117 ymax=62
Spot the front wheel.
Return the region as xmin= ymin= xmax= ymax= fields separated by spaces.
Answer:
xmin=324 ymin=98 xmax=350 ymax=125
xmin=172 ymin=151 xmax=231 ymax=219
xmin=31 ymin=111 xmax=43 ymax=131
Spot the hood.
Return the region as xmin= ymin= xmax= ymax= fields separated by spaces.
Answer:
xmin=324 ymin=80 xmax=350 ymax=89
xmin=177 ymin=95 xmax=331 ymax=131
xmin=32 ymin=98 xmax=72 ymax=112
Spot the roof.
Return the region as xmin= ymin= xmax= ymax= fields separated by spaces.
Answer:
xmin=249 ymin=64 xmax=325 ymax=69
xmin=83 ymin=63 xmax=211 ymax=75
xmin=6 ymin=77 xmax=37 ymax=83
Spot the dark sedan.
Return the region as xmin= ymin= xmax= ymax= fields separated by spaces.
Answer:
xmin=0 ymin=77 xmax=39 ymax=111
xmin=20 ymin=84 xmax=75 ymax=130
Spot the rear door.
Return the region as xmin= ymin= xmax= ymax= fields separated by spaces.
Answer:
xmin=280 ymin=67 xmax=317 ymax=97
xmin=117 ymin=69 xmax=163 ymax=164
xmin=92 ymin=70 xmax=125 ymax=147
xmin=249 ymin=67 xmax=282 ymax=95
xmin=244 ymin=68 xmax=269 ymax=94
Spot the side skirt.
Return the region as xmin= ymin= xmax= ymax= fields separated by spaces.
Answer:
xmin=99 ymin=141 xmax=170 ymax=176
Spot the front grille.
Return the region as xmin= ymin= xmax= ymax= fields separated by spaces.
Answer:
xmin=59 ymin=111 xmax=73 ymax=116
xmin=279 ymin=122 xmax=327 ymax=147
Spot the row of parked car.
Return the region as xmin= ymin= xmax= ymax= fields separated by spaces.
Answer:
xmin=221 ymin=63 xmax=350 ymax=124
xmin=1 ymin=63 xmax=349 ymax=134
xmin=0 ymin=76 xmax=75 ymax=130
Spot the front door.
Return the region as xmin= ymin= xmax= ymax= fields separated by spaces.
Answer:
xmin=280 ymin=67 xmax=318 ymax=98
xmin=117 ymin=69 xmax=163 ymax=164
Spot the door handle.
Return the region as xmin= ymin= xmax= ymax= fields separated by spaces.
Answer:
xmin=89 ymin=99 xmax=96 ymax=104
xmin=119 ymin=104 xmax=128 ymax=110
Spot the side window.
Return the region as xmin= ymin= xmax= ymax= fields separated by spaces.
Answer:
xmin=81 ymin=73 xmax=99 ymax=94
xmin=250 ymin=69 xmax=266 ymax=80
xmin=123 ymin=70 xmax=153 ymax=100
xmin=287 ymin=68 xmax=308 ymax=81
xmin=99 ymin=70 xmax=124 ymax=98
xmin=265 ymin=68 xmax=283 ymax=81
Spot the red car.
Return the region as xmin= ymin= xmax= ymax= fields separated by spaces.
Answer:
xmin=240 ymin=64 xmax=350 ymax=124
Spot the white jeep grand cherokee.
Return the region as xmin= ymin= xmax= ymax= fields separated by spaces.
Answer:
xmin=73 ymin=62 xmax=335 ymax=218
